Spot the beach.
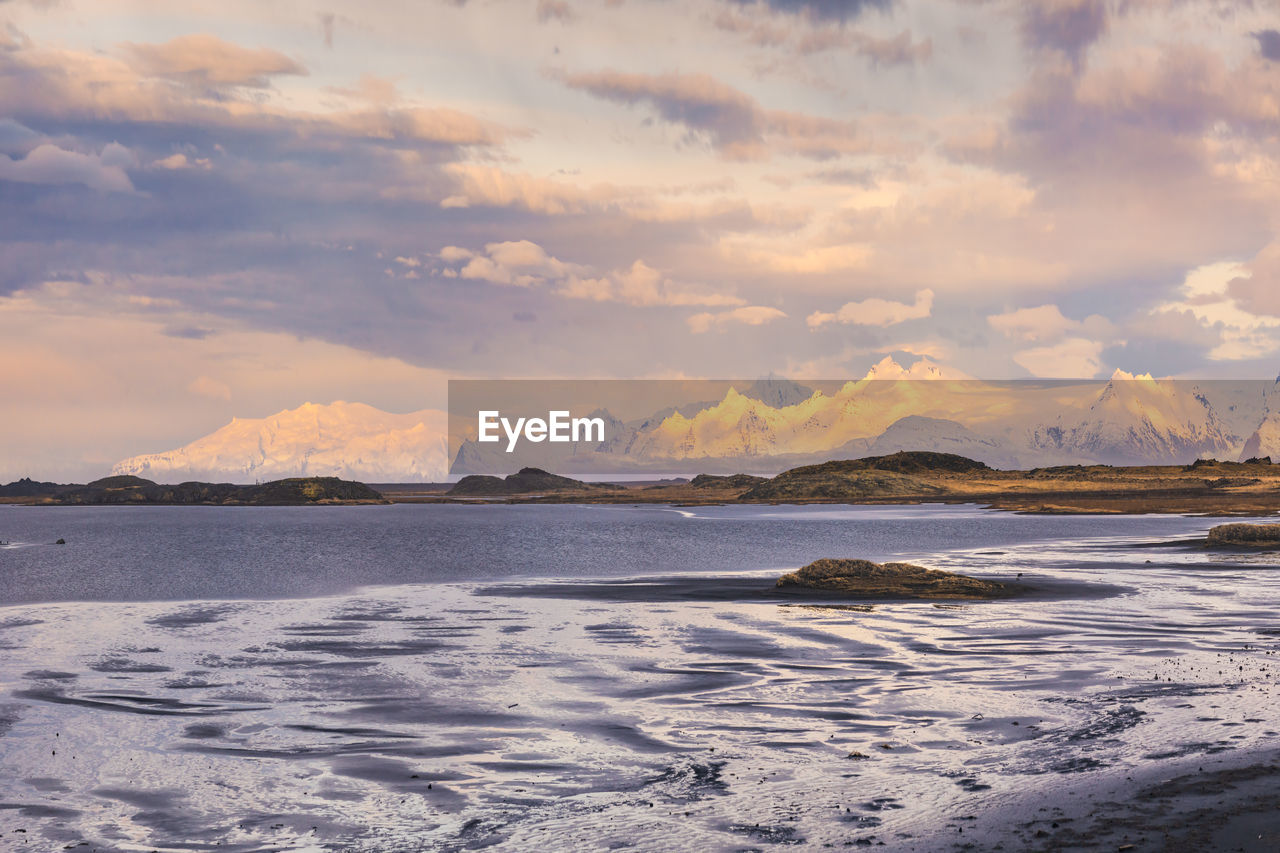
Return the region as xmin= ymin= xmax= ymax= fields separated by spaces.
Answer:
xmin=1 ymin=504 xmax=1278 ymax=850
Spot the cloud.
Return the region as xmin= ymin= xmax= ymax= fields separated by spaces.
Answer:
xmin=724 ymin=0 xmax=890 ymax=24
xmin=438 ymin=246 xmax=474 ymax=262
xmin=1254 ymin=29 xmax=1280 ymax=62
xmin=711 ymin=8 xmax=929 ymax=66
xmin=162 ymin=325 xmax=215 ymax=340
xmin=319 ymin=13 xmax=336 ymax=49
xmin=152 ymin=152 xmax=211 ymax=170
xmin=940 ymin=36 xmax=1280 ymax=292
xmin=1019 ymin=0 xmax=1108 ymax=68
xmin=1012 ymin=337 xmax=1105 ymax=378
xmin=554 ymin=68 xmax=870 ymax=160
xmin=456 ymin=240 xmax=578 ymax=286
xmin=557 ymin=69 xmax=767 ymax=157
xmin=123 ymin=34 xmax=306 ymax=89
xmin=988 ymin=304 xmax=1120 ymax=372
xmin=487 ymin=239 xmax=555 ymax=268
xmin=1227 ymin=241 xmax=1280 ymax=317
xmin=987 ymin=304 xmax=1079 ymax=343
xmin=441 ymin=241 xmax=744 ymax=307
xmin=0 ymin=118 xmax=40 ymax=155
xmin=687 ymin=305 xmax=787 ymax=333
xmin=607 ymin=260 xmax=744 ymax=307
xmin=187 ymin=375 xmax=231 ymax=400
xmin=536 ymin=0 xmax=573 ymax=22
xmin=843 ymin=29 xmax=932 ymax=66
xmin=807 ymin=288 xmax=932 ymax=328
xmin=432 ymin=162 xmax=794 ymax=233
xmin=436 ymin=164 xmax=621 ymax=214
xmin=0 ymin=142 xmax=135 ymax=192
xmin=1153 ymin=259 xmax=1280 ymax=361
xmin=0 ymin=37 xmax=517 ymax=150
xmin=725 ymin=241 xmax=871 ymax=275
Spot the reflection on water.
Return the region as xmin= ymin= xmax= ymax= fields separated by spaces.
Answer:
xmin=0 ymin=505 xmax=1278 ymax=850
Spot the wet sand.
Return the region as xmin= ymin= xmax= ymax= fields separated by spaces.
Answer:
xmin=1 ymin=509 xmax=1279 ymax=850
xmin=953 ymin=745 xmax=1280 ymax=851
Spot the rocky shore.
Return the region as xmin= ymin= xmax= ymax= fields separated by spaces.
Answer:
xmin=1206 ymin=523 xmax=1280 ymax=547
xmin=776 ymin=558 xmax=1020 ymax=600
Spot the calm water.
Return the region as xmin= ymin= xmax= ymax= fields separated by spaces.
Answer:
xmin=0 ymin=502 xmax=1213 ymax=604
xmin=1 ymin=504 xmax=1279 ymax=851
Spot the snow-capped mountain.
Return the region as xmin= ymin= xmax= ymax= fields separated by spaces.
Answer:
xmin=868 ymin=415 xmax=1017 ymax=468
xmin=1027 ymin=370 xmax=1237 ymax=464
xmin=1239 ymin=397 xmax=1280 ymax=461
xmin=112 ymin=401 xmax=449 ymax=483
xmin=115 ymin=362 xmax=1279 ymax=481
xmin=861 ymin=355 xmax=971 ymax=381
xmin=448 ymin=360 xmax=1276 ymax=474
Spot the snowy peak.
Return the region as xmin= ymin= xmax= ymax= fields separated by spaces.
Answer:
xmin=1033 ymin=374 xmax=1234 ymax=464
xmin=862 ymin=356 xmax=968 ymax=381
xmin=113 ymin=401 xmax=449 ymax=483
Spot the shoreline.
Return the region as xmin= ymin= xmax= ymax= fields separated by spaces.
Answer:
xmin=393 ymin=488 xmax=1280 ymax=518
xmin=929 ymin=742 xmax=1280 ymax=852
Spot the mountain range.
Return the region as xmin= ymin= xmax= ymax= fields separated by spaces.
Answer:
xmin=111 ymin=361 xmax=1280 ymax=482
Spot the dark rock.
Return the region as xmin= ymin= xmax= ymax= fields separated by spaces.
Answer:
xmin=51 ymin=477 xmax=384 ymax=506
xmin=447 ymin=467 xmax=600 ymax=496
xmin=0 ymin=477 xmax=72 ymax=498
xmin=1206 ymin=523 xmax=1280 ymax=548
xmin=688 ymin=473 xmax=768 ymax=489
xmin=740 ymin=452 xmax=987 ymax=501
xmin=776 ymin=558 xmax=1016 ymax=600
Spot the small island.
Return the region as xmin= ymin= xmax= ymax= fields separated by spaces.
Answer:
xmin=5 ymin=475 xmax=387 ymax=506
xmin=776 ymin=558 xmax=1020 ymax=600
xmin=447 ymin=467 xmax=614 ymax=496
xmin=1205 ymin=523 xmax=1280 ymax=548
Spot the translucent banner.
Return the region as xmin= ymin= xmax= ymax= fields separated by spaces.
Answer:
xmin=447 ymin=377 xmax=1280 ymax=476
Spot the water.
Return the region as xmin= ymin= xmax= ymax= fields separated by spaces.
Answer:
xmin=1 ymin=503 xmax=1278 ymax=851
xmin=0 ymin=503 xmax=1204 ymax=604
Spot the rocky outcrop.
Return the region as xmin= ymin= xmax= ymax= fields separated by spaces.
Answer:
xmin=776 ymin=558 xmax=1016 ymax=599
xmin=52 ymin=476 xmax=385 ymax=505
xmin=1205 ymin=523 xmax=1280 ymax=547
xmin=688 ymin=473 xmax=768 ymax=489
xmin=447 ymin=467 xmax=602 ymax=496
xmin=0 ymin=477 xmax=71 ymax=498
xmin=738 ymin=452 xmax=984 ymax=500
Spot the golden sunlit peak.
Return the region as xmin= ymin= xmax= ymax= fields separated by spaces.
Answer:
xmin=1109 ymin=369 xmax=1156 ymax=383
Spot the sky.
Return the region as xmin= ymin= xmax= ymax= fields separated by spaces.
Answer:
xmin=1 ymin=0 xmax=1279 ymax=479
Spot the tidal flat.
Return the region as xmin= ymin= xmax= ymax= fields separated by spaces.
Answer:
xmin=1 ymin=504 xmax=1278 ymax=850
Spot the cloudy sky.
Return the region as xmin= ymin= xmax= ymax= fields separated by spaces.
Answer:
xmin=1 ymin=0 xmax=1279 ymax=478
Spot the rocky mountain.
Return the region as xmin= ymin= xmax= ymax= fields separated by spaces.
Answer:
xmin=1027 ymin=370 xmax=1236 ymax=464
xmin=1239 ymin=409 xmax=1280 ymax=461
xmin=111 ymin=362 xmax=1280 ymax=481
xmin=867 ymin=416 xmax=1015 ymax=468
xmin=112 ymin=401 xmax=448 ymax=484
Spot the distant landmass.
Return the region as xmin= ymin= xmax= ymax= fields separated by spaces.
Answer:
xmin=402 ymin=451 xmax=1280 ymax=516
xmin=8 ymin=450 xmax=1280 ymax=514
xmin=91 ymin=360 xmax=1280 ymax=483
xmin=0 ymin=477 xmax=71 ymax=498
xmin=447 ymin=467 xmax=613 ymax=496
xmin=449 ymin=364 xmax=1280 ymax=475
xmin=9 ymin=475 xmax=385 ymax=506
xmin=112 ymin=401 xmax=447 ymax=484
